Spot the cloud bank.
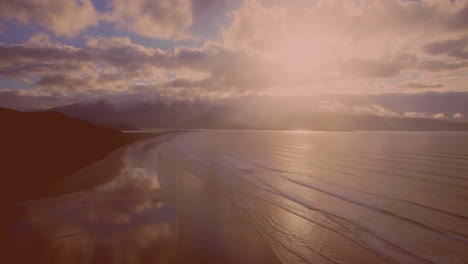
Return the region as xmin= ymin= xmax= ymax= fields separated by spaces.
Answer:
xmin=0 ymin=0 xmax=468 ymax=108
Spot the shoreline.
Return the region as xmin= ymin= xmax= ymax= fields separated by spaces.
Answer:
xmin=0 ymin=131 xmax=171 ymax=205
xmin=41 ymin=132 xmax=169 ymax=198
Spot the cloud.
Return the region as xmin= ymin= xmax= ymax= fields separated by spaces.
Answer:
xmin=2 ymin=1 xmax=468 ymax=101
xmin=104 ymin=0 xmax=193 ymax=40
xmin=417 ymin=59 xmax=468 ymax=72
xmin=403 ymin=112 xmax=431 ymax=118
xmin=319 ymin=101 xmax=400 ymax=117
xmin=369 ymin=92 xmax=468 ymax=117
xmin=0 ymin=0 xmax=230 ymax=41
xmin=222 ymin=0 xmax=468 ymax=52
xmin=0 ymin=37 xmax=154 ymax=95
xmin=0 ymin=0 xmax=98 ymax=37
xmin=318 ymin=101 xmax=349 ymax=113
xmin=0 ymin=35 xmax=275 ymax=98
xmin=433 ymin=113 xmax=447 ymax=119
xmin=191 ymin=0 xmax=230 ymax=34
xmin=25 ymin=32 xmax=54 ymax=48
xmin=423 ymin=35 xmax=468 ymax=59
xmin=402 ymin=112 xmax=449 ymax=119
xmin=398 ymin=82 xmax=444 ymax=89
xmin=0 ymin=90 xmax=73 ymax=111
xmin=219 ymin=0 xmax=468 ymax=89
xmin=340 ymin=57 xmax=412 ymax=79
xmin=352 ymin=104 xmax=400 ymax=117
xmin=318 ymin=98 xmax=463 ymax=120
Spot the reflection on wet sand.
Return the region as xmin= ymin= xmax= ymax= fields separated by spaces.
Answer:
xmin=0 ymin=139 xmax=180 ymax=264
xmin=2 ymin=196 xmax=179 ymax=264
xmin=157 ymin=158 xmax=280 ymax=264
xmin=0 ymin=136 xmax=280 ymax=264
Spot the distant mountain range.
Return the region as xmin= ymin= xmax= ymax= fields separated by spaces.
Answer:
xmin=45 ymin=100 xmax=468 ymax=131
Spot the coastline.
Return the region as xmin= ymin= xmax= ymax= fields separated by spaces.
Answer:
xmin=2 ymin=130 xmax=468 ymax=263
xmin=0 ymin=131 xmax=168 ymax=204
xmin=0 ymin=131 xmax=281 ymax=264
xmin=42 ymin=131 xmax=181 ymax=200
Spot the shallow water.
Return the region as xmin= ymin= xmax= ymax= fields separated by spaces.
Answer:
xmin=2 ymin=131 xmax=468 ymax=264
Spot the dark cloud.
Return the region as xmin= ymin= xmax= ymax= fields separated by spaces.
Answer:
xmin=398 ymin=82 xmax=444 ymax=89
xmin=191 ymin=0 xmax=231 ymax=34
xmin=447 ymin=6 xmax=468 ymax=31
xmin=362 ymin=92 xmax=468 ymax=117
xmin=343 ymin=58 xmax=402 ymax=79
xmin=417 ymin=59 xmax=468 ymax=72
xmin=36 ymin=75 xmax=93 ymax=92
xmin=340 ymin=54 xmax=418 ymax=79
xmin=0 ymin=62 xmax=83 ymax=78
xmin=423 ymin=35 xmax=468 ymax=59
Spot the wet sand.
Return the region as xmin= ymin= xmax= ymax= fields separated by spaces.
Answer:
xmin=0 ymin=135 xmax=280 ymax=264
xmin=3 ymin=131 xmax=468 ymax=264
xmin=154 ymin=131 xmax=468 ymax=264
xmin=0 ymin=132 xmax=165 ymax=204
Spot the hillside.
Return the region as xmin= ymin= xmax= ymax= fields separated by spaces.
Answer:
xmin=0 ymin=107 xmax=157 ymax=203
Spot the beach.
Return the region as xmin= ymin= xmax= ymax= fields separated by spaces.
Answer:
xmin=0 ymin=134 xmax=279 ymax=264
xmin=2 ymin=131 xmax=468 ymax=264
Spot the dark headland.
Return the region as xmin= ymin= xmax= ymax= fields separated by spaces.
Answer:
xmin=0 ymin=107 xmax=161 ymax=204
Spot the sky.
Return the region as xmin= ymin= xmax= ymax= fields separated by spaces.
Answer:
xmin=0 ymin=0 xmax=468 ymax=118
